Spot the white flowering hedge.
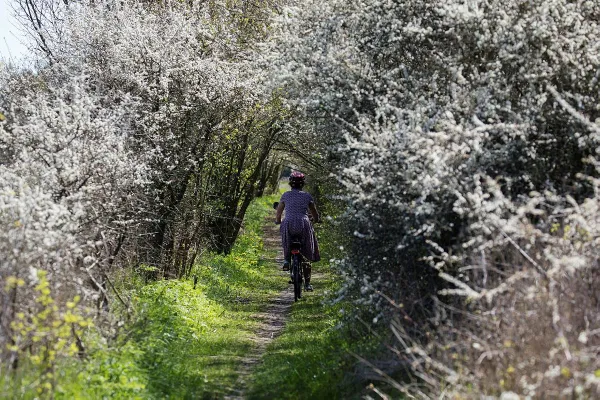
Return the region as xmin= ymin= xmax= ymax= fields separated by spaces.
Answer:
xmin=0 ymin=0 xmax=285 ymax=382
xmin=269 ymin=0 xmax=600 ymax=397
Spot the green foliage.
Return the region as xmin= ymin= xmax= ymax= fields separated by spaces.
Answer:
xmin=2 ymin=192 xmax=384 ymax=399
xmin=3 ymin=271 xmax=92 ymax=398
xmin=0 ymin=195 xmax=281 ymax=399
xmin=54 ymin=344 xmax=147 ymax=400
xmin=117 ymin=195 xmax=287 ymax=398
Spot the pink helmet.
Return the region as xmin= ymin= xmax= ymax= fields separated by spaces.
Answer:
xmin=289 ymin=171 xmax=305 ymax=186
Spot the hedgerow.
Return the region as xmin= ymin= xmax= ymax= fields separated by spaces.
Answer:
xmin=268 ymin=0 xmax=600 ymax=397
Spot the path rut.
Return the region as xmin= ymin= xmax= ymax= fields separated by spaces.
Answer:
xmin=223 ymin=218 xmax=293 ymax=399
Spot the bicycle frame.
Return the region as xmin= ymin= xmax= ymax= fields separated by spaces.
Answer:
xmin=290 ymin=236 xmax=303 ymax=302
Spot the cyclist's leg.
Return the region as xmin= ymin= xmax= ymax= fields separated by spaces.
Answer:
xmin=281 ymin=222 xmax=291 ymax=270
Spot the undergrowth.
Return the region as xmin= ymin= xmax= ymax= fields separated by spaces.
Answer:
xmin=2 ymin=195 xmax=284 ymax=399
xmin=123 ymin=195 xmax=287 ymax=398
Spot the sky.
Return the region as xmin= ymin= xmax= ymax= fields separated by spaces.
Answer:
xmin=0 ymin=0 xmax=31 ymax=62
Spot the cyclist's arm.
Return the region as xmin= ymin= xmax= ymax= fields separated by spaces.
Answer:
xmin=309 ymin=202 xmax=320 ymax=223
xmin=275 ymin=201 xmax=285 ymax=224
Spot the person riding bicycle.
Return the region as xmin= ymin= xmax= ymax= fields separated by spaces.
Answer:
xmin=275 ymin=171 xmax=321 ymax=291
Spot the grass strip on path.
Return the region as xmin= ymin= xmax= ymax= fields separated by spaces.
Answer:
xmin=246 ymin=214 xmax=379 ymax=400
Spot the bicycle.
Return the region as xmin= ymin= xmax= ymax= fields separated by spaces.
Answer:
xmin=290 ymin=235 xmax=304 ymax=302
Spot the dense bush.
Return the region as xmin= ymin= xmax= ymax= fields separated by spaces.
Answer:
xmin=0 ymin=0 xmax=285 ymax=391
xmin=268 ymin=0 xmax=600 ymax=397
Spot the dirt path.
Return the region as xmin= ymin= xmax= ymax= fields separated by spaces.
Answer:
xmin=224 ymin=218 xmax=294 ymax=399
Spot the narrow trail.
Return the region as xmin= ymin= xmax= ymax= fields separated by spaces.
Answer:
xmin=224 ymin=217 xmax=294 ymax=399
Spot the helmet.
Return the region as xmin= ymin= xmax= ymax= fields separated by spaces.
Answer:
xmin=289 ymin=171 xmax=306 ymax=187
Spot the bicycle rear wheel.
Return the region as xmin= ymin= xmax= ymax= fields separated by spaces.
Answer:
xmin=292 ymin=254 xmax=302 ymax=301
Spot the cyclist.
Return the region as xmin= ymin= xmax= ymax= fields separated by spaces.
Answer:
xmin=275 ymin=171 xmax=321 ymax=291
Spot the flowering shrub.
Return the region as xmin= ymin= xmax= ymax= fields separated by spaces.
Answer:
xmin=268 ymin=0 xmax=600 ymax=397
xmin=1 ymin=0 xmax=285 ymax=386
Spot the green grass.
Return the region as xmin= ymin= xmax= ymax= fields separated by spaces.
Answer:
xmin=124 ymin=195 xmax=287 ymax=399
xmin=115 ymin=195 xmax=287 ymax=399
xmin=2 ymin=192 xmax=383 ymax=399
xmin=246 ymin=272 xmax=367 ymax=399
xmin=246 ymin=198 xmax=380 ymax=400
xmin=2 ymin=195 xmax=286 ymax=399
